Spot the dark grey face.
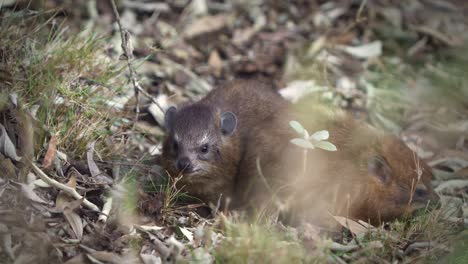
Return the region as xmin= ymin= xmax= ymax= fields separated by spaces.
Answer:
xmin=164 ymin=104 xmax=237 ymax=175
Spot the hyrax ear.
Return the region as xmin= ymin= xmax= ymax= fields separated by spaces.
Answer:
xmin=220 ymin=111 xmax=237 ymax=136
xmin=368 ymin=155 xmax=392 ymax=184
xmin=164 ymin=106 xmax=177 ymax=130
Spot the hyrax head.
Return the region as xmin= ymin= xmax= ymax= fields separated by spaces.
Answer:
xmin=358 ymin=136 xmax=440 ymax=222
xmin=162 ymin=104 xmax=237 ymax=176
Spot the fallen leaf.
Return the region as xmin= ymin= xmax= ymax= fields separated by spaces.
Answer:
xmin=63 ymin=207 xmax=83 ymax=240
xmin=435 ymin=180 xmax=468 ymax=194
xmin=18 ymin=182 xmax=50 ymax=204
xmin=232 ymin=27 xmax=257 ymax=45
xmin=134 ymin=224 xmax=165 ymax=232
xmin=183 ymin=14 xmax=228 ymax=39
xmin=208 ymin=50 xmax=223 ymax=76
xmin=86 ymin=141 xmax=113 ymax=184
xmin=86 ymin=141 xmax=100 ymax=177
xmin=179 ymin=227 xmax=194 ymax=242
xmin=0 ymin=124 xmax=21 ymax=161
xmin=54 ymin=175 xmax=80 ymax=211
xmin=54 ymin=174 xmax=84 ymax=240
xmin=86 ymin=251 xmax=124 ymax=263
xmin=42 ymin=135 xmax=57 ymax=169
xmin=340 ymin=41 xmax=382 ymax=59
xmin=357 ymin=220 xmax=376 ymax=229
xmin=32 ymin=179 xmax=51 ymax=188
xmin=186 ymin=0 xmax=208 ymax=16
xmin=140 ymin=253 xmax=162 ymax=264
xmin=332 ymin=215 xmax=369 ymax=236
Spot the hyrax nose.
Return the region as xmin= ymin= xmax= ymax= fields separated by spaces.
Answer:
xmin=413 ymin=183 xmax=440 ymax=208
xmin=177 ymin=157 xmax=192 ymax=171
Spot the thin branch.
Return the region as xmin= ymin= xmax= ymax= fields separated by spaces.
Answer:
xmin=329 ymin=242 xmax=359 ymax=252
xmin=109 ymin=0 xmax=164 ymax=125
xmin=98 ymin=196 xmax=113 ymax=223
xmin=30 ymin=162 xmax=101 ymax=212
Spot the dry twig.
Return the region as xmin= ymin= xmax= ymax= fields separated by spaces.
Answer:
xmin=109 ymin=0 xmax=164 ymax=125
xmin=98 ymin=196 xmax=113 ymax=223
xmin=30 ymin=162 xmax=101 ymax=212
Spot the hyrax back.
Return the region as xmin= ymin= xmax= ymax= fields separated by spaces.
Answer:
xmin=160 ymin=79 xmax=439 ymax=225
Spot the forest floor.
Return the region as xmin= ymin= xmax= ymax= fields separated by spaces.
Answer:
xmin=1 ymin=0 xmax=468 ymax=263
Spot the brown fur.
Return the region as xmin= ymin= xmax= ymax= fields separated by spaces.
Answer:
xmin=160 ymin=79 xmax=439 ymax=225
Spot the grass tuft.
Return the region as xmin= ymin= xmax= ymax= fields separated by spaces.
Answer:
xmin=1 ymin=10 xmax=127 ymax=159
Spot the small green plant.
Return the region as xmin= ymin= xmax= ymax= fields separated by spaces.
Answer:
xmin=289 ymin=120 xmax=337 ymax=177
xmin=289 ymin=120 xmax=337 ymax=151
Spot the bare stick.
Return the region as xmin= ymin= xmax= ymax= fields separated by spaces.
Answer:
xmin=98 ymin=196 xmax=113 ymax=223
xmin=30 ymin=162 xmax=101 ymax=212
xmin=329 ymin=242 xmax=359 ymax=252
xmin=109 ymin=0 xmax=164 ymax=124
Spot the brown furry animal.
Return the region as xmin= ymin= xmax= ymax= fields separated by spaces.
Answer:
xmin=160 ymin=79 xmax=439 ymax=225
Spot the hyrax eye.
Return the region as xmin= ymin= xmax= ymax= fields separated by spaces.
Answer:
xmin=200 ymin=144 xmax=209 ymax=154
xmin=172 ymin=141 xmax=178 ymax=152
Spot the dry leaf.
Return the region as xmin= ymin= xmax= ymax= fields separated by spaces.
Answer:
xmin=435 ymin=180 xmax=468 ymax=194
xmin=86 ymin=141 xmax=113 ymax=184
xmin=86 ymin=141 xmax=100 ymax=177
xmin=183 ymin=14 xmax=228 ymax=39
xmin=134 ymin=224 xmax=165 ymax=232
xmin=208 ymin=50 xmax=223 ymax=76
xmin=357 ymin=220 xmax=376 ymax=229
xmin=53 ymin=174 xmax=84 ymax=239
xmin=54 ymin=175 xmax=79 ymax=210
xmin=63 ymin=207 xmax=83 ymax=240
xmin=332 ymin=215 xmax=369 ymax=236
xmin=42 ymin=135 xmax=57 ymax=169
xmin=18 ymin=183 xmax=50 ymax=204
xmin=179 ymin=227 xmax=194 ymax=242
xmin=0 ymin=123 xmax=21 ymax=161
xmin=140 ymin=254 xmax=162 ymax=264
xmin=232 ymin=27 xmax=257 ymax=45
xmin=86 ymin=251 xmax=124 ymax=263
xmin=340 ymin=41 xmax=382 ymax=59
xmin=32 ymin=179 xmax=50 ymax=188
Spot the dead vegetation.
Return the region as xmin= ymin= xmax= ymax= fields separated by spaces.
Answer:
xmin=0 ymin=0 xmax=467 ymax=263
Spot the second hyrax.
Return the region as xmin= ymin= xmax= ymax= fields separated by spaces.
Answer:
xmin=160 ymin=79 xmax=439 ymax=225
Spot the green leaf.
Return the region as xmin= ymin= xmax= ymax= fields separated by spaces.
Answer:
xmin=314 ymin=141 xmax=337 ymax=151
xmin=289 ymin=120 xmax=304 ymax=135
xmin=310 ymin=130 xmax=329 ymax=141
xmin=290 ymin=138 xmax=315 ymax=149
